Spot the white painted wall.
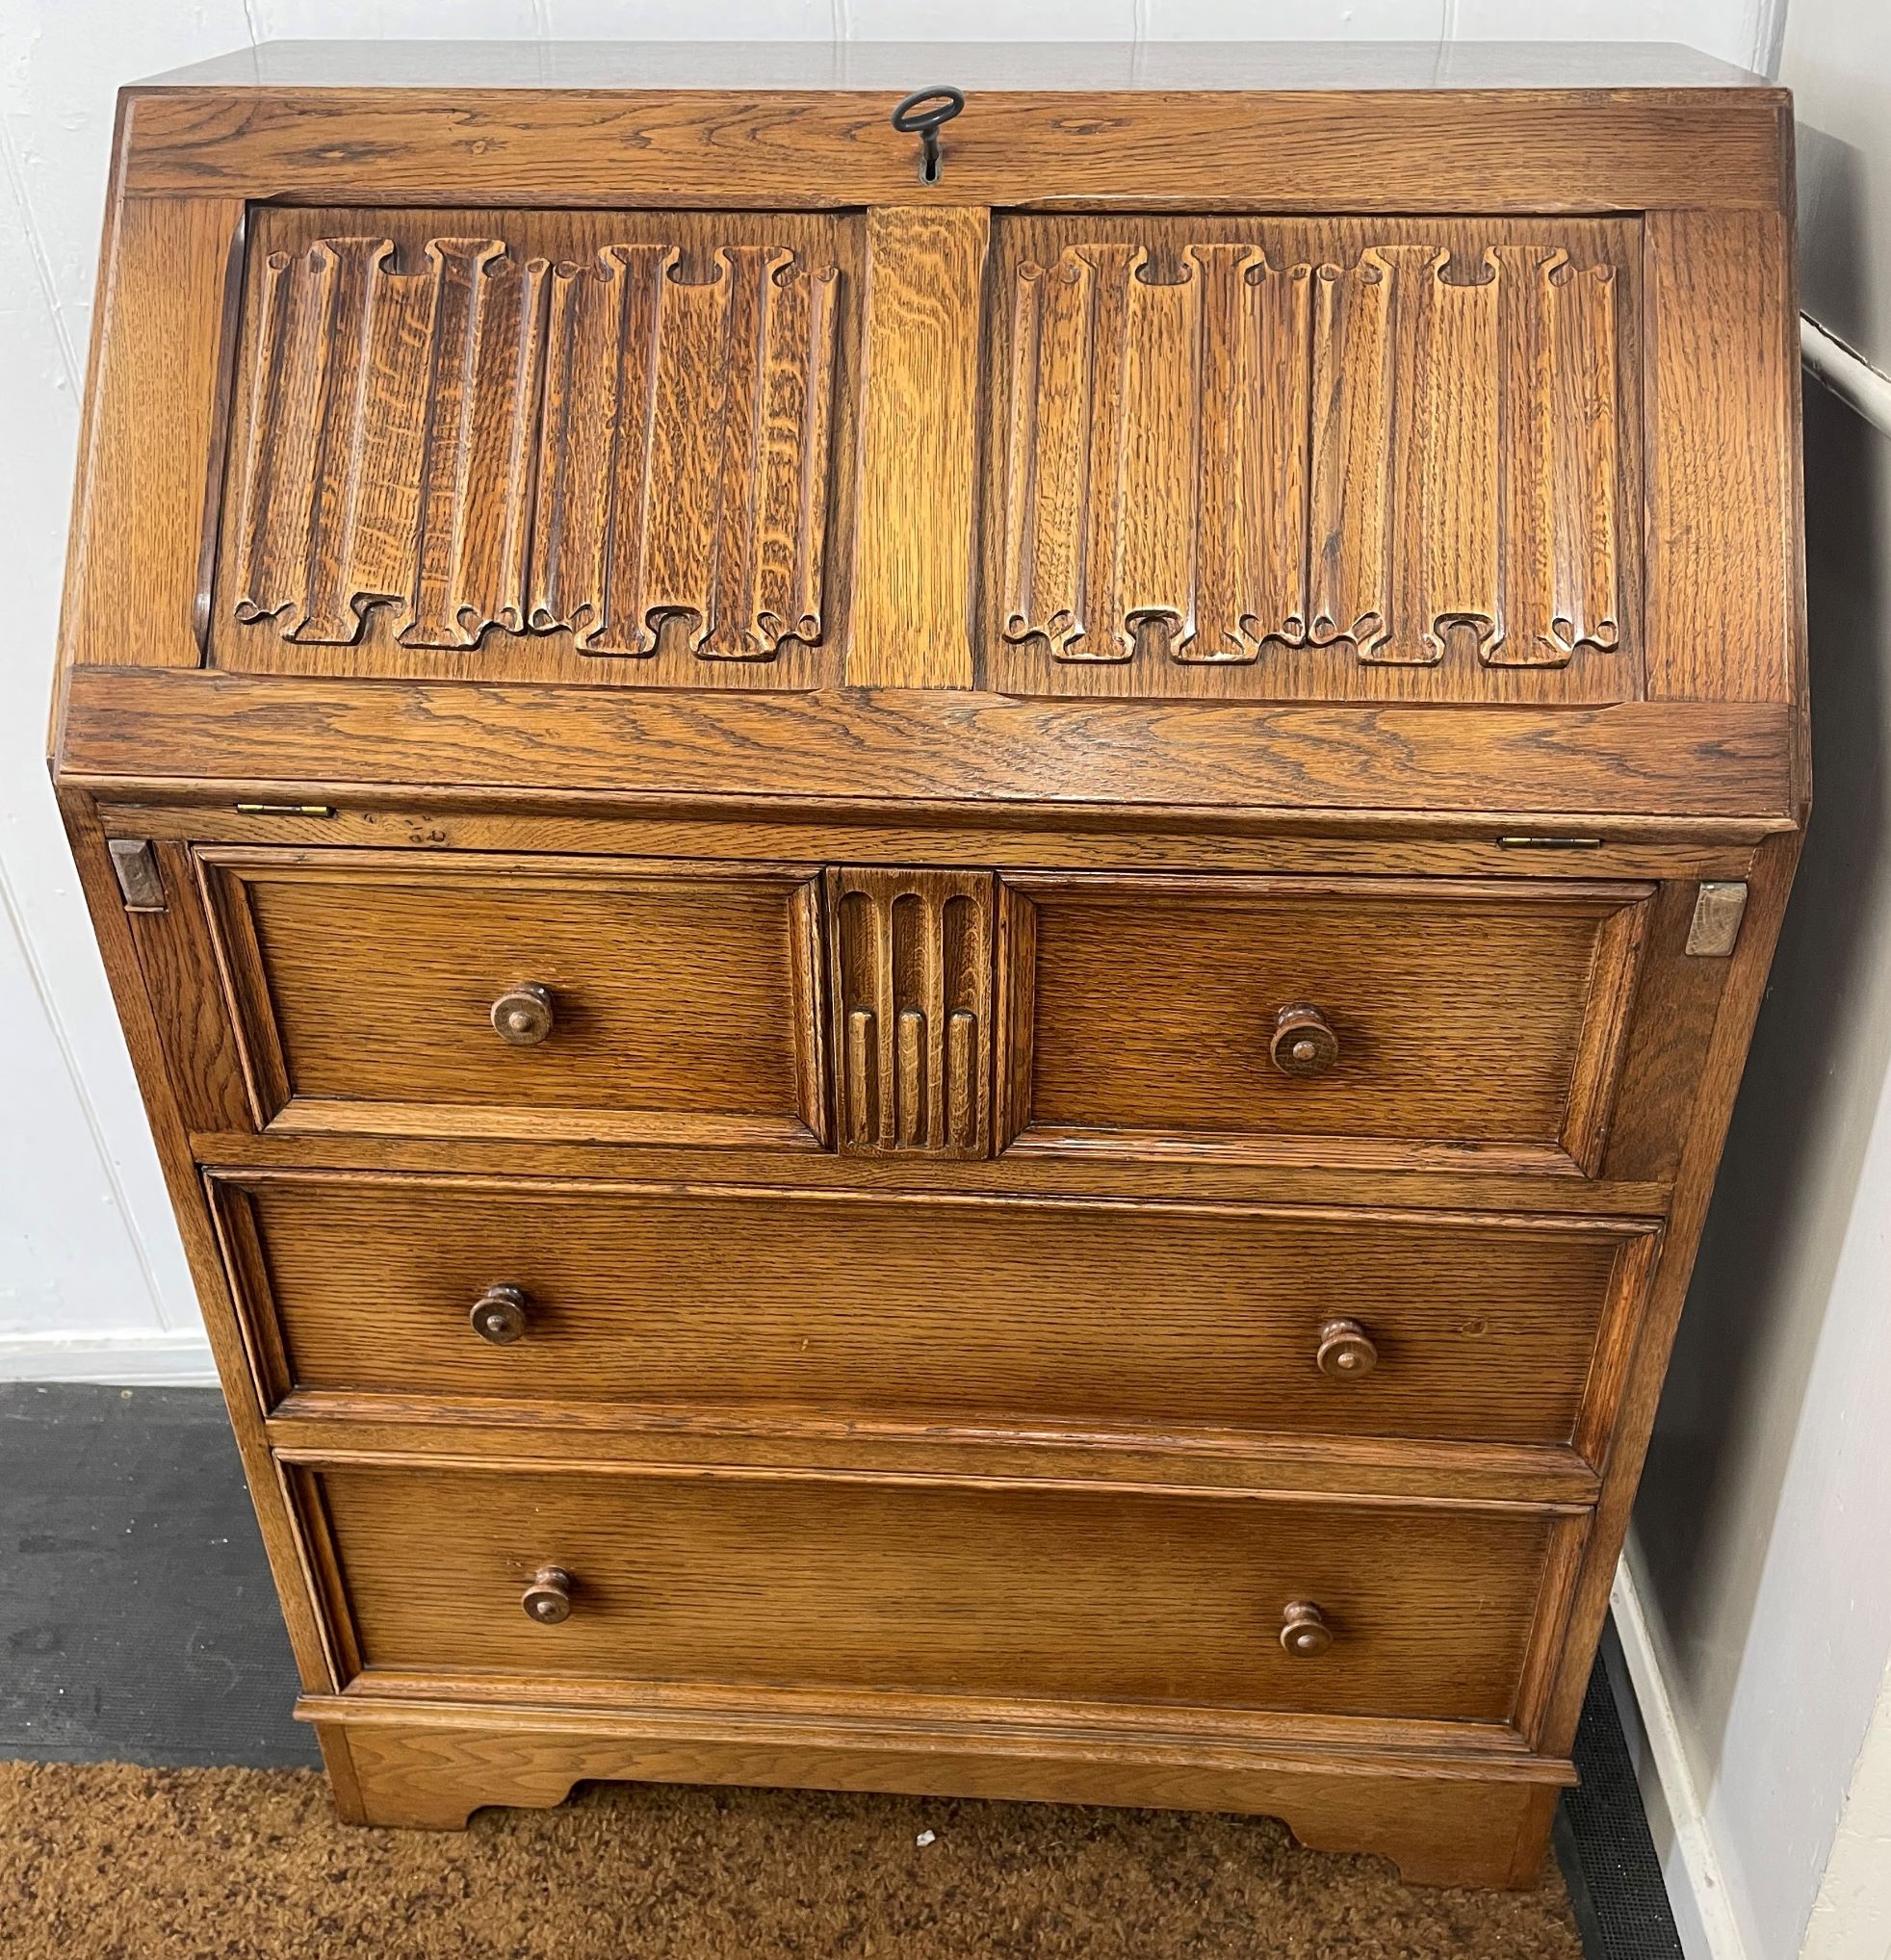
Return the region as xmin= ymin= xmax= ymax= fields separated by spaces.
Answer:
xmin=1622 ymin=2 xmax=1891 ymax=1955
xmin=0 ymin=6 xmax=249 ymax=1383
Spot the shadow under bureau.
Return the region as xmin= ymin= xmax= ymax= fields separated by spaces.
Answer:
xmin=50 ymin=39 xmax=1806 ymax=1888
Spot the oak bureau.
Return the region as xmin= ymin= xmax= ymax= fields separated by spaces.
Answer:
xmin=49 ymin=40 xmax=1806 ymax=1887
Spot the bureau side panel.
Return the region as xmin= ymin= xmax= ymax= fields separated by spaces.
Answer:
xmin=51 ymin=788 xmax=339 ymax=1695
xmin=1536 ymin=828 xmax=1804 ymax=1753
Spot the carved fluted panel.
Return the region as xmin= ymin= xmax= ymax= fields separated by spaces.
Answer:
xmin=228 ymin=233 xmax=839 ymax=662
xmin=1490 ymin=246 xmax=1621 ymax=665
xmin=827 ymin=869 xmax=994 ymax=1159
xmin=998 ymin=236 xmax=1622 ymax=674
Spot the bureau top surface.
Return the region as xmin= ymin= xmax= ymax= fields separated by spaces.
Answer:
xmin=140 ymin=39 xmax=1775 ymax=95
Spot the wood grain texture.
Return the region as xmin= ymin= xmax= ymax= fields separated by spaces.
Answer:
xmin=54 ymin=669 xmax=1800 ymax=820
xmin=194 ymin=847 xmax=826 ymax=1147
xmin=121 ymin=840 xmax=252 ymax=1134
xmin=117 ymin=85 xmax=1786 ymax=213
xmin=999 ymin=873 xmax=1650 ymax=1173
xmin=59 ymin=195 xmax=242 ymax=670
xmin=1645 ymin=209 xmax=1798 ymax=706
xmin=52 ymin=789 xmax=342 ymax=1699
xmin=94 ymin=799 xmax=1768 ymax=882
xmin=48 ymin=52 xmax=1807 ymax=1891
xmin=192 ymin=1120 xmax=1675 ymax=1223
xmin=1535 ymin=829 xmax=1804 ymax=1756
xmin=210 ymin=1169 xmax=1652 ymax=1453
xmin=845 ymin=208 xmax=987 ymax=689
xmin=264 ymin=1406 xmax=1601 ymax=1509
xmin=308 ymin=1696 xmax=1567 ymax=1887
xmin=1599 ymin=880 xmax=1733 ymax=1185
xmin=826 ymin=867 xmax=992 ymax=1154
xmin=993 ymin=219 xmax=1637 ymax=704
xmin=303 ymin=1459 xmax=1555 ymax=1725
xmin=217 ymin=208 xmax=847 ymax=690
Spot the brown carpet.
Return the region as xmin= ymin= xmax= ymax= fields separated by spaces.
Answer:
xmin=0 ymin=1764 xmax=1583 ymax=1959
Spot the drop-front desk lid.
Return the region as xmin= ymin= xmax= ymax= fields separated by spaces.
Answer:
xmin=52 ymin=42 xmax=1804 ymax=836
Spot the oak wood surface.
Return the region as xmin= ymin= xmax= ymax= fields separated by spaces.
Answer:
xmin=50 ymin=43 xmax=1806 ymax=1888
xmin=304 ymin=1460 xmax=1555 ymax=1724
xmin=94 ymin=797 xmax=1770 ymax=879
xmin=53 ymin=790 xmax=344 ymax=1701
xmin=987 ymin=217 xmax=1642 ymax=706
xmin=122 ymin=840 xmax=253 ymax=1134
xmin=846 ymin=208 xmax=987 ymax=689
xmin=211 ymin=1169 xmax=1651 ymax=1452
xmin=306 ymin=1695 xmax=1567 ymax=1885
xmin=61 ymin=195 xmax=243 ymax=671
xmin=1534 ymin=828 xmax=1802 ymax=1756
xmin=194 ymin=847 xmax=825 ymax=1146
xmin=216 ymin=208 xmax=853 ymax=692
xmin=194 ymin=1122 xmax=1678 ymax=1219
xmin=826 ymin=866 xmax=993 ymax=1155
xmin=55 ymin=669 xmax=1800 ymax=820
xmin=117 ymin=84 xmax=1786 ymax=214
xmin=1645 ymin=209 xmax=1798 ymax=709
xmin=1002 ymin=873 xmax=1649 ymax=1173
xmin=263 ymin=1405 xmax=1603 ymax=1509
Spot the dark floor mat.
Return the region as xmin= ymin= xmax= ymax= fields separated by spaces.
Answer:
xmin=0 ymin=1383 xmax=317 ymax=1767
xmin=1558 ymin=1630 xmax=1688 ymax=1960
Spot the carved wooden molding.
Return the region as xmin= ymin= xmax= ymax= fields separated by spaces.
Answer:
xmin=999 ymin=242 xmax=1620 ymax=669
xmin=828 ymin=869 xmax=994 ymax=1158
xmin=229 ymin=236 xmax=840 ymax=659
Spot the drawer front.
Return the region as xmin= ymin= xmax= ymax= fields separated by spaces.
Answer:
xmin=197 ymin=849 xmax=826 ymax=1147
xmin=307 ymin=1462 xmax=1559 ymax=1723
xmin=999 ymin=873 xmax=1652 ymax=1174
xmin=217 ymin=1173 xmax=1652 ymax=1451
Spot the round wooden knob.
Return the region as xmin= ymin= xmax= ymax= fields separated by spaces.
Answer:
xmin=1270 ymin=1003 xmax=1337 ymax=1076
xmin=491 ymin=983 xmax=555 ymax=1046
xmin=1316 ymin=1318 xmax=1378 ymax=1380
xmin=470 ymin=1283 xmax=529 ymax=1346
xmin=1280 ymin=1601 xmax=1333 ymax=1657
xmin=521 ymin=1566 xmax=574 ymax=1624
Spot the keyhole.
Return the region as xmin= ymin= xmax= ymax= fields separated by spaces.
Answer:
xmin=891 ymin=85 xmax=966 ymax=187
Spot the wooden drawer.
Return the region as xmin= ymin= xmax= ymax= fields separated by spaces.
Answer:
xmin=196 ymin=849 xmax=826 ymax=1148
xmin=214 ymin=1172 xmax=1654 ymax=1456
xmin=302 ymin=1461 xmax=1565 ymax=1725
xmin=998 ymin=873 xmax=1652 ymax=1174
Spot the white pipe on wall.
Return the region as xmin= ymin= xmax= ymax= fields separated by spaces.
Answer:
xmin=1802 ymin=315 xmax=1891 ymax=439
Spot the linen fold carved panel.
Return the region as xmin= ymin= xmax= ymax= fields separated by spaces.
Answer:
xmin=828 ymin=869 xmax=995 ymax=1160
xmin=994 ymin=222 xmax=1637 ymax=701
xmin=222 ymin=222 xmax=841 ymax=671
